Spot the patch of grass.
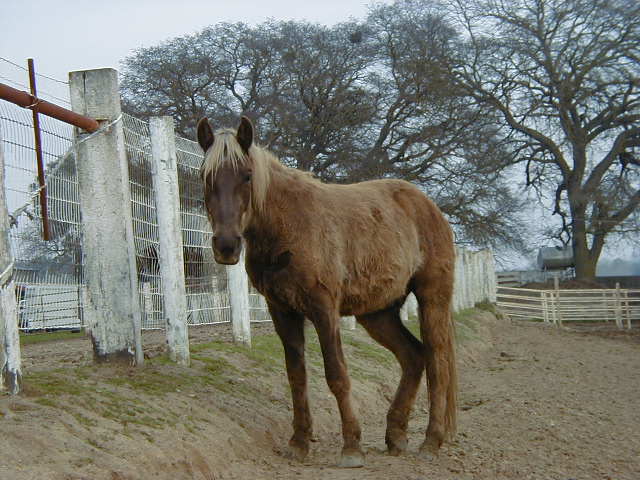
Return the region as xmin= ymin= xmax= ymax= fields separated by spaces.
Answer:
xmin=342 ymin=332 xmax=394 ymax=367
xmin=70 ymin=411 xmax=99 ymax=429
xmin=405 ymin=319 xmax=421 ymax=338
xmin=246 ymin=334 xmax=285 ymax=370
xmin=34 ymin=397 xmax=58 ymax=408
xmin=20 ymin=330 xmax=85 ymax=346
xmin=190 ymin=354 xmax=257 ymax=395
xmin=454 ymin=308 xmax=481 ymax=344
xmin=474 ymin=301 xmax=498 ymax=315
xmin=194 ymin=334 xmax=285 ymax=371
xmin=27 ymin=369 xmax=95 ymax=396
xmin=102 ymin=366 xmax=197 ymax=396
xmin=454 ymin=308 xmax=480 ymax=331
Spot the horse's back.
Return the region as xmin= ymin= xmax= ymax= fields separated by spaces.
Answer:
xmin=319 ymin=179 xmax=453 ymax=315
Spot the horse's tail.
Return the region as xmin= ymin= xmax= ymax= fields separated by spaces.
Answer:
xmin=444 ymin=312 xmax=458 ymax=439
xmin=419 ymin=289 xmax=458 ymax=443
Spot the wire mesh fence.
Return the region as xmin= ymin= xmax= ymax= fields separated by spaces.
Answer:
xmin=1 ymin=71 xmax=270 ymax=331
xmin=1 ymin=91 xmax=83 ymax=331
xmin=122 ymin=113 xmax=241 ymax=328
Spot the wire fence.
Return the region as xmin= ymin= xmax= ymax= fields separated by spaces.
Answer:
xmin=1 ymin=58 xmax=270 ymax=331
xmin=1 ymin=93 xmax=82 ymax=331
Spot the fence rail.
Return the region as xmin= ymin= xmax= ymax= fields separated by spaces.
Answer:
xmin=497 ymin=286 xmax=640 ymax=329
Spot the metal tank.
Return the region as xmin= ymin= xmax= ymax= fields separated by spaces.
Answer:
xmin=537 ymin=246 xmax=574 ymax=270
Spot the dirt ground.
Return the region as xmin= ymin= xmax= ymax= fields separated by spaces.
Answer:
xmin=1 ymin=312 xmax=639 ymax=480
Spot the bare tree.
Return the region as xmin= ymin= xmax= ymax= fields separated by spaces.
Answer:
xmin=119 ymin=8 xmax=528 ymax=252
xmin=451 ymin=0 xmax=640 ymax=279
xmin=363 ymin=0 xmax=527 ymax=249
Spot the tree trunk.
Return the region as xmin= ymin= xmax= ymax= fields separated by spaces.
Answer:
xmin=572 ymin=229 xmax=598 ymax=282
xmin=569 ymin=191 xmax=599 ymax=282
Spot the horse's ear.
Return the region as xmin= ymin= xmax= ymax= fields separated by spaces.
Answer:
xmin=237 ymin=116 xmax=253 ymax=153
xmin=197 ymin=118 xmax=214 ymax=152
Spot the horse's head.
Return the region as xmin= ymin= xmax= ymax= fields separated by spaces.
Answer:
xmin=197 ymin=116 xmax=256 ymax=265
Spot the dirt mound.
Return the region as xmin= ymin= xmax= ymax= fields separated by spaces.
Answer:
xmin=2 ymin=310 xmax=639 ymax=479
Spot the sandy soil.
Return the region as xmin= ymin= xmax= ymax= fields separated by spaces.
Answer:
xmin=1 ymin=312 xmax=639 ymax=480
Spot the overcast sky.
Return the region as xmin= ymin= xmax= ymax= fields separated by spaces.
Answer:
xmin=1 ymin=0 xmax=383 ymax=85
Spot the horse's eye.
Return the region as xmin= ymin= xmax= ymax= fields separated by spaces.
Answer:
xmin=244 ymin=173 xmax=252 ymax=183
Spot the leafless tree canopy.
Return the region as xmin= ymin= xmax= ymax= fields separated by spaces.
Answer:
xmin=119 ymin=2 xmax=550 ymax=253
xmin=451 ymin=0 xmax=640 ymax=278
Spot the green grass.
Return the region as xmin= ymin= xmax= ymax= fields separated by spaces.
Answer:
xmin=342 ymin=331 xmax=395 ymax=366
xmin=474 ymin=301 xmax=498 ymax=315
xmin=20 ymin=330 xmax=85 ymax=346
xmin=27 ymin=368 xmax=95 ymax=396
xmin=453 ymin=308 xmax=482 ymax=344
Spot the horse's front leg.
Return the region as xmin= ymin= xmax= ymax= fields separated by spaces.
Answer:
xmin=268 ymin=303 xmax=312 ymax=461
xmin=309 ymin=307 xmax=364 ymax=468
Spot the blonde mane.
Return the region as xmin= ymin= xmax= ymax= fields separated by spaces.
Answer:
xmin=201 ymin=128 xmax=273 ymax=212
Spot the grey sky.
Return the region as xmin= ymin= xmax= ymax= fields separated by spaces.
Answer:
xmin=1 ymin=0 xmax=381 ymax=83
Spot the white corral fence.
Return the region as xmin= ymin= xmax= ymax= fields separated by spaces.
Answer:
xmin=496 ymin=270 xmax=572 ymax=287
xmin=396 ymin=247 xmax=497 ymax=323
xmin=453 ymin=247 xmax=496 ymax=311
xmin=497 ymin=285 xmax=640 ymax=328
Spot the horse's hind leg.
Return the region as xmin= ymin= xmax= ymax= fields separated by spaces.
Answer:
xmin=414 ymin=280 xmax=457 ymax=458
xmin=356 ymin=306 xmax=424 ymax=455
xmin=268 ymin=302 xmax=312 ymax=461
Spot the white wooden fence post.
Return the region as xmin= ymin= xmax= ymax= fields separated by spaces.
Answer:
xmin=623 ymin=290 xmax=631 ymax=330
xmin=342 ymin=316 xmax=357 ymax=330
xmin=541 ymin=291 xmax=548 ymax=323
xmin=149 ymin=116 xmax=190 ymax=365
xmin=227 ymin=248 xmax=251 ymax=346
xmin=614 ymin=282 xmax=623 ymax=329
xmin=0 ymin=125 xmax=22 ymax=394
xmin=69 ymin=68 xmax=143 ymax=365
xmin=553 ymin=277 xmax=563 ymax=328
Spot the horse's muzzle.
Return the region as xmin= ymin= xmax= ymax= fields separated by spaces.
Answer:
xmin=212 ymin=235 xmax=242 ymax=265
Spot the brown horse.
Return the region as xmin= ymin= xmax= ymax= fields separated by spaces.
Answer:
xmin=196 ymin=116 xmax=457 ymax=468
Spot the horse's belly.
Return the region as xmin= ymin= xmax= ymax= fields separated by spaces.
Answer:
xmin=339 ymin=271 xmax=411 ymax=316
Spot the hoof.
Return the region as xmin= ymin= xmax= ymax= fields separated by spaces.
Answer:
xmin=386 ymin=435 xmax=408 ymax=456
xmin=284 ymin=443 xmax=309 ymax=462
xmin=338 ymin=449 xmax=365 ymax=468
xmin=418 ymin=437 xmax=440 ymax=461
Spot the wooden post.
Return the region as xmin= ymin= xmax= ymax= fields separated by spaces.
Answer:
xmin=541 ymin=291 xmax=549 ymax=323
xmin=623 ymin=290 xmax=631 ymax=330
xmin=69 ymin=68 xmax=143 ymax=365
xmin=0 ymin=124 xmax=22 ymax=394
xmin=400 ymin=302 xmax=409 ymax=323
xmin=342 ymin=316 xmax=357 ymax=330
xmin=149 ymin=116 xmax=190 ymax=365
xmin=227 ymin=248 xmax=251 ymax=346
xmin=549 ymin=290 xmax=557 ymax=325
xmin=614 ymin=282 xmax=623 ymax=329
xmin=554 ymin=277 xmax=563 ymax=328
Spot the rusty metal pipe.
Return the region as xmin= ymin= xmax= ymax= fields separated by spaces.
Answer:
xmin=0 ymin=81 xmax=99 ymax=133
xmin=28 ymin=59 xmax=51 ymax=241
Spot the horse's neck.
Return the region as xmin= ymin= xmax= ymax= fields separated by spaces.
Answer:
xmin=245 ymin=163 xmax=289 ymax=253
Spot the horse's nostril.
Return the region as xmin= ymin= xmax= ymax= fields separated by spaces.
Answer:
xmin=213 ymin=235 xmax=240 ymax=256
